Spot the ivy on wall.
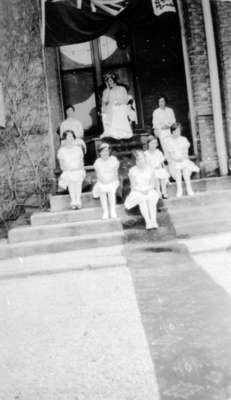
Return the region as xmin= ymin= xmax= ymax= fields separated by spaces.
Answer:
xmin=0 ymin=0 xmax=55 ymax=229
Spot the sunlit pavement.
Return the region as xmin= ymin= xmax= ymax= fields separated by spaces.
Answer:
xmin=1 ymin=226 xmax=231 ymax=399
xmin=0 ymin=265 xmax=159 ymax=400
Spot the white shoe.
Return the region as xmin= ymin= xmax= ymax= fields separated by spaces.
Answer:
xmin=145 ymin=221 xmax=153 ymax=230
xmin=102 ymin=213 xmax=109 ymax=220
xmin=110 ymin=211 xmax=118 ymax=219
xmin=176 ymin=191 xmax=183 ymax=198
xmin=151 ymin=221 xmax=159 ymax=229
xmin=187 ymin=189 xmax=194 ymax=196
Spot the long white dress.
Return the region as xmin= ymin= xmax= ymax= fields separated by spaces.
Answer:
xmin=57 ymin=145 xmax=86 ymax=189
xmin=166 ymin=136 xmax=199 ymax=176
xmin=101 ymin=85 xmax=133 ymax=139
xmin=152 ymin=107 xmax=176 ymax=152
xmin=144 ymin=149 xmax=169 ymax=180
xmin=124 ymin=165 xmax=159 ymax=209
xmin=93 ymin=155 xmax=120 ymax=198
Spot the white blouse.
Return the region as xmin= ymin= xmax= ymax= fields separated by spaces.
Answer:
xmin=144 ymin=149 xmax=165 ymax=169
xmin=152 ymin=107 xmax=176 ymax=131
xmin=129 ymin=166 xmax=154 ymax=193
xmin=166 ymin=136 xmax=190 ymax=160
xmin=94 ymin=155 xmax=119 ymax=184
xmin=57 ymin=145 xmax=84 ymax=171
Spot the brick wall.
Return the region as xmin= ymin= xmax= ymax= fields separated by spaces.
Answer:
xmin=212 ymin=0 xmax=231 ymax=166
xmin=182 ymin=0 xmax=219 ymax=175
xmin=0 ymin=0 xmax=55 ymax=214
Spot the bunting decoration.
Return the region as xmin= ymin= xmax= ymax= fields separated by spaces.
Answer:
xmin=152 ymin=0 xmax=176 ymax=16
xmin=90 ymin=0 xmax=128 ymax=16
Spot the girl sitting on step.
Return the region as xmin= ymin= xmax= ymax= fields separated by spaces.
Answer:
xmin=57 ymin=130 xmax=86 ymax=210
xmin=124 ymin=150 xmax=159 ymax=230
xmin=93 ymin=142 xmax=120 ymax=220
xmin=144 ymin=135 xmax=169 ymax=200
xmin=165 ymin=122 xmax=199 ymax=197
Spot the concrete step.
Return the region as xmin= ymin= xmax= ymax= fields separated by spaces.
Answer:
xmin=169 ymin=203 xmax=231 ymax=223
xmin=8 ymin=219 xmax=122 ymax=244
xmin=0 ymin=246 xmax=126 ymax=277
xmin=167 ymin=176 xmax=231 ymax=197
xmin=31 ymin=206 xmax=127 ymax=226
xmin=175 ymin=217 xmax=231 ymax=238
xmin=165 ymin=189 xmax=231 ymax=210
xmin=49 ymin=192 xmax=99 ymax=212
xmin=0 ymin=231 xmax=124 ymax=260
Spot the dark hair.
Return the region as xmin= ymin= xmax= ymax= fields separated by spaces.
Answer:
xmin=157 ymin=95 xmax=168 ymax=105
xmin=103 ymin=72 xmax=118 ymax=84
xmin=61 ymin=130 xmax=76 ymax=140
xmin=170 ymin=122 xmax=182 ymax=133
xmin=97 ymin=142 xmax=110 ymax=156
xmin=65 ymin=104 xmax=75 ymax=113
xmin=147 ymin=135 xmax=157 ymax=145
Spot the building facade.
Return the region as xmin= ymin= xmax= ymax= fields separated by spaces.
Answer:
xmin=0 ymin=0 xmax=231 ymax=214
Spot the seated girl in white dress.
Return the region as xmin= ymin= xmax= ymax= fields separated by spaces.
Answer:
xmin=144 ymin=135 xmax=169 ymax=199
xmin=124 ymin=150 xmax=159 ymax=230
xmin=166 ymin=122 xmax=199 ymax=197
xmin=93 ymin=142 xmax=120 ymax=220
xmin=100 ymin=72 xmax=133 ymax=140
xmin=57 ymin=130 xmax=86 ymax=210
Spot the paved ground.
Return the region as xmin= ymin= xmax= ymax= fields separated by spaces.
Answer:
xmin=124 ymin=218 xmax=231 ymax=400
xmin=1 ymin=213 xmax=231 ymax=399
xmin=0 ymin=266 xmax=159 ymax=400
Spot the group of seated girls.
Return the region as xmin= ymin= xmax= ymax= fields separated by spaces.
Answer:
xmin=57 ymin=123 xmax=199 ymax=230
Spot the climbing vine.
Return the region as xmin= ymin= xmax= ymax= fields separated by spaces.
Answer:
xmin=0 ymin=0 xmax=55 ymax=231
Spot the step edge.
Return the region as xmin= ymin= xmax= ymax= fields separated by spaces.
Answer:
xmin=2 ymin=230 xmax=125 ymax=250
xmin=9 ymin=218 xmax=122 ymax=235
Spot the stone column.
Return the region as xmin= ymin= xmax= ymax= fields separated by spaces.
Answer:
xmin=176 ymin=0 xmax=198 ymax=158
xmin=201 ymin=0 xmax=228 ymax=175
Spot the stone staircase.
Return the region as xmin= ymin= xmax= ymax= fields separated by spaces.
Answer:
xmin=1 ymin=176 xmax=231 ymax=267
xmin=166 ymin=176 xmax=231 ymax=238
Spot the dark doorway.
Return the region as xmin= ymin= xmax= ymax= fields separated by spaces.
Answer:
xmin=59 ymin=11 xmax=193 ymax=150
xmin=131 ymin=12 xmax=192 ymax=145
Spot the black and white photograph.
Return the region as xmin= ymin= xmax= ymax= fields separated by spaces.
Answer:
xmin=0 ymin=0 xmax=231 ymax=399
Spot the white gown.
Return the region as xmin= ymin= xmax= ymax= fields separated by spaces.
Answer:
xmin=93 ymin=155 xmax=120 ymax=197
xmin=166 ymin=136 xmax=199 ymax=176
xmin=124 ymin=165 xmax=159 ymax=209
xmin=152 ymin=107 xmax=176 ymax=152
xmin=144 ymin=149 xmax=169 ymax=180
xmin=101 ymin=86 xmax=133 ymax=139
xmin=57 ymin=145 xmax=86 ymax=189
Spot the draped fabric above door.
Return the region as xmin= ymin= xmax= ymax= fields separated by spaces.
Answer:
xmin=44 ymin=0 xmax=176 ymax=47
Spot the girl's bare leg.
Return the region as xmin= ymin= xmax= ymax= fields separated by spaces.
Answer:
xmin=160 ymin=179 xmax=168 ymax=197
xmin=74 ymin=180 xmax=82 ymax=208
xmin=139 ymin=199 xmax=152 ymax=229
xmin=68 ymin=182 xmax=77 ymax=208
xmin=182 ymin=168 xmax=194 ymax=195
xmin=100 ymin=192 xmax=109 ymax=219
xmin=147 ymin=192 xmax=159 ymax=228
xmin=108 ymin=191 xmax=117 ymax=218
xmin=175 ymin=169 xmax=183 ymax=197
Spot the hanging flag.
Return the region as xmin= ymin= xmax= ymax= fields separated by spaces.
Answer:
xmin=43 ymin=0 xmax=142 ymax=47
xmin=152 ymin=0 xmax=176 ymax=16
